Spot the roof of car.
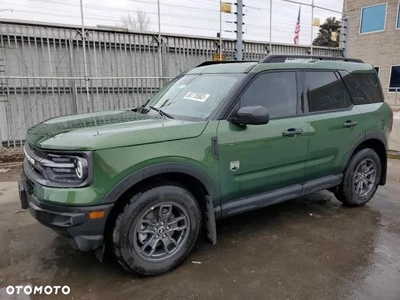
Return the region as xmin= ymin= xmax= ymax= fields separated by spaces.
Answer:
xmin=251 ymin=61 xmax=374 ymax=73
xmin=188 ymin=56 xmax=374 ymax=75
xmin=187 ymin=62 xmax=258 ymax=74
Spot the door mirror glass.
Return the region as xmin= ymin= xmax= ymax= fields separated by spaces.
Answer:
xmin=229 ymin=106 xmax=269 ymax=125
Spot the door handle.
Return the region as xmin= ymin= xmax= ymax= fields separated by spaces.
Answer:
xmin=342 ymin=120 xmax=358 ymax=128
xmin=282 ymin=128 xmax=303 ymax=137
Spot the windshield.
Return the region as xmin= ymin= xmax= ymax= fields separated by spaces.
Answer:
xmin=143 ymin=73 xmax=244 ymax=120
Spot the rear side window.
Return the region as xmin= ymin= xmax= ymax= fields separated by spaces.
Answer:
xmin=305 ymin=71 xmax=351 ymax=113
xmin=240 ymin=72 xmax=297 ymax=119
xmin=341 ymin=71 xmax=383 ymax=104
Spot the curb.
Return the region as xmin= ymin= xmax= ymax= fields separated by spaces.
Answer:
xmin=388 ymin=151 xmax=400 ymax=160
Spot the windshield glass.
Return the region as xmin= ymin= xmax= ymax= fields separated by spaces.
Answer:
xmin=144 ymin=73 xmax=244 ymax=120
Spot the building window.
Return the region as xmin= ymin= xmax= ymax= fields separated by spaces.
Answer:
xmin=360 ymin=3 xmax=387 ymax=33
xmin=374 ymin=67 xmax=380 ymax=75
xmin=389 ymin=66 xmax=400 ymax=92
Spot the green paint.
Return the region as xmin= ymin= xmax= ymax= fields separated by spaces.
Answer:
xmin=23 ymin=60 xmax=392 ymax=208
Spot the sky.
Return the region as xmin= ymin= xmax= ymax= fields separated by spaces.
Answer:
xmin=0 ymin=0 xmax=343 ymax=45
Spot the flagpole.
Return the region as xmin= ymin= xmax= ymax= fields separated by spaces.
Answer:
xmin=282 ymin=0 xmax=343 ymax=52
xmin=310 ymin=0 xmax=314 ymax=54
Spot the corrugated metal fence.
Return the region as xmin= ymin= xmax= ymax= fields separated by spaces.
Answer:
xmin=0 ymin=20 xmax=343 ymax=147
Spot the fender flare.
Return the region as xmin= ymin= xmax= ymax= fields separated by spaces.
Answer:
xmin=344 ymin=131 xmax=387 ymax=185
xmin=101 ymin=162 xmax=220 ymax=205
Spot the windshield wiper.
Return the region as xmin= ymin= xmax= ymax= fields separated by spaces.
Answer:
xmin=131 ymin=99 xmax=150 ymax=113
xmin=149 ymin=106 xmax=174 ymax=119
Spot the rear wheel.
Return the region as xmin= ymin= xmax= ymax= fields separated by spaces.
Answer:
xmin=335 ymin=148 xmax=381 ymax=206
xmin=113 ymin=185 xmax=201 ymax=275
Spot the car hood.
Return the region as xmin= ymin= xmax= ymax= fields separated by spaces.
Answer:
xmin=26 ymin=110 xmax=208 ymax=150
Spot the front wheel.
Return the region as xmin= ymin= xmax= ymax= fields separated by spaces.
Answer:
xmin=335 ymin=148 xmax=382 ymax=206
xmin=113 ymin=185 xmax=201 ymax=276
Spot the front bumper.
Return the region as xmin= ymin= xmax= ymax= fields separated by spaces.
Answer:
xmin=18 ymin=173 xmax=113 ymax=251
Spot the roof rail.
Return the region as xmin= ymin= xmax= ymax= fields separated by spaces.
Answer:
xmin=196 ymin=61 xmax=257 ymax=68
xmin=261 ymin=55 xmax=364 ymax=64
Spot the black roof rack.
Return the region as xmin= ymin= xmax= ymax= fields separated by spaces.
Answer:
xmin=196 ymin=61 xmax=257 ymax=68
xmin=261 ymin=55 xmax=364 ymax=64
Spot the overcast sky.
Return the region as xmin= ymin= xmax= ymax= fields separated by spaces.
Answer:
xmin=0 ymin=0 xmax=343 ymax=45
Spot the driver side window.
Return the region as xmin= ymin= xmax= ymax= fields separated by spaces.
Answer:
xmin=240 ymin=72 xmax=298 ymax=119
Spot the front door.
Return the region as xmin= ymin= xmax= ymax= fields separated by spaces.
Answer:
xmin=217 ymin=71 xmax=310 ymax=204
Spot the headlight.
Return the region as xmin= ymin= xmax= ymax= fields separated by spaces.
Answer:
xmin=42 ymin=154 xmax=90 ymax=185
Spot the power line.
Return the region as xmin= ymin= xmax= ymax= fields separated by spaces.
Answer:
xmin=10 ymin=9 xmax=220 ymax=31
xmin=127 ymin=0 xmax=219 ymax=13
xmin=23 ymin=0 xmax=223 ymax=23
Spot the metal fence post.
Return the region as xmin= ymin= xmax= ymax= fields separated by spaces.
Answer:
xmin=0 ymin=20 xmax=346 ymax=148
xmin=68 ymin=39 xmax=78 ymax=114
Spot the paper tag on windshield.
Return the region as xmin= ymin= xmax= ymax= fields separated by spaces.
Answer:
xmin=183 ymin=92 xmax=210 ymax=102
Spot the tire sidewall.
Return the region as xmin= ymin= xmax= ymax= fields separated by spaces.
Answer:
xmin=343 ymin=148 xmax=382 ymax=206
xmin=114 ymin=185 xmax=201 ymax=275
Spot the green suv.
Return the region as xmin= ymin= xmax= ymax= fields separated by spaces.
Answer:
xmin=19 ymin=55 xmax=393 ymax=275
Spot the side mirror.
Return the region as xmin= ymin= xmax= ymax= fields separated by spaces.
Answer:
xmin=229 ymin=106 xmax=269 ymax=125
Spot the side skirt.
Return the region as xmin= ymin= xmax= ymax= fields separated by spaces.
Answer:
xmin=218 ymin=174 xmax=343 ymax=219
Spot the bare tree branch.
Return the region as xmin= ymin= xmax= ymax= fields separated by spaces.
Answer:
xmin=119 ymin=11 xmax=151 ymax=31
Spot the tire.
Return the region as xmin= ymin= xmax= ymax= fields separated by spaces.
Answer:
xmin=113 ymin=185 xmax=201 ymax=276
xmin=335 ymin=148 xmax=381 ymax=206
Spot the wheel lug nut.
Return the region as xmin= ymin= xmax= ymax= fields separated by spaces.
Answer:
xmin=155 ymin=235 xmax=159 ymax=239
xmin=162 ymin=235 xmax=166 ymax=238
xmin=160 ymin=222 xmax=164 ymax=225
xmin=154 ymin=227 xmax=157 ymax=231
xmin=166 ymin=226 xmax=170 ymax=230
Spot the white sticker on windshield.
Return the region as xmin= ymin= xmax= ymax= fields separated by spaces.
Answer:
xmin=183 ymin=92 xmax=210 ymax=102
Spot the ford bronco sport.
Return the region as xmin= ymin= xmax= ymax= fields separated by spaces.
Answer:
xmin=19 ymin=55 xmax=393 ymax=275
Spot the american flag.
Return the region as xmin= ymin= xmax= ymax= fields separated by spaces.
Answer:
xmin=294 ymin=6 xmax=301 ymax=45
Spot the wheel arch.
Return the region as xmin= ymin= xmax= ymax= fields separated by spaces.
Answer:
xmin=101 ymin=162 xmax=219 ymax=205
xmin=102 ymin=163 xmax=220 ymax=247
xmin=345 ymin=132 xmax=387 ymax=186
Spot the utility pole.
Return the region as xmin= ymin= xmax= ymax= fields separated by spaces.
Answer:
xmin=157 ymin=0 xmax=163 ymax=84
xmin=269 ymin=0 xmax=272 ymax=53
xmin=310 ymin=0 xmax=314 ymax=55
xmin=79 ymin=0 xmax=90 ymax=108
xmin=342 ymin=15 xmax=348 ymax=57
xmin=235 ymin=0 xmax=243 ymax=61
xmin=219 ymin=0 xmax=222 ymax=60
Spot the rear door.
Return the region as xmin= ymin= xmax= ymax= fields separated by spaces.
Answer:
xmin=303 ymin=70 xmax=365 ymax=182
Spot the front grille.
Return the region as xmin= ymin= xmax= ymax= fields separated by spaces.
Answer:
xmin=23 ymin=143 xmax=91 ymax=188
